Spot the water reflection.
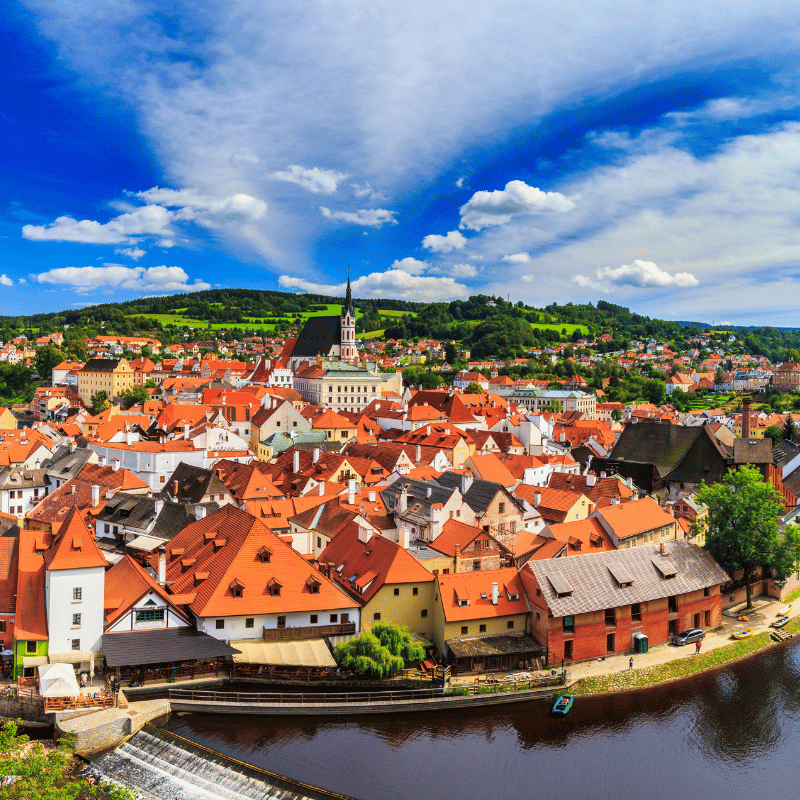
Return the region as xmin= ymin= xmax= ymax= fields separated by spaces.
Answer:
xmin=161 ymin=641 xmax=800 ymax=800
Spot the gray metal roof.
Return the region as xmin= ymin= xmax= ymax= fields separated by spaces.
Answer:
xmin=102 ymin=628 xmax=240 ymax=667
xmin=526 ymin=539 xmax=729 ymax=617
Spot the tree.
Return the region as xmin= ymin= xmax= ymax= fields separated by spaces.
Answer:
xmin=764 ymin=425 xmax=783 ymax=446
xmin=34 ymin=344 xmax=62 ymax=383
xmin=90 ymin=390 xmax=110 ymax=415
xmin=371 ymin=622 xmax=425 ymax=662
xmin=419 ymin=372 xmax=441 ymax=390
xmin=465 ymin=381 xmax=483 ymax=394
xmin=690 ymin=465 xmax=800 ymax=608
xmin=333 ymin=632 xmax=404 ymax=678
xmin=444 ymin=341 xmax=457 ymax=363
xmin=786 ymin=348 xmax=800 ymax=363
xmin=611 ymin=408 xmax=623 ymax=422
xmin=642 ymin=378 xmax=666 ymax=406
xmin=783 ymin=416 xmax=796 ymax=443
xmin=120 ymin=385 xmax=150 ymax=409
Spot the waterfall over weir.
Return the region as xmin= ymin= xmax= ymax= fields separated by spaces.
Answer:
xmin=86 ymin=726 xmax=348 ymax=800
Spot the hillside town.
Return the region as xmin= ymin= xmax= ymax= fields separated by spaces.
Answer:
xmin=1 ymin=282 xmax=800 ymax=692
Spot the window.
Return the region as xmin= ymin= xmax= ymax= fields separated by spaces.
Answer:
xmin=215 ymin=619 xmax=224 ymax=630
xmin=72 ymin=613 xmax=81 ymax=627
xmin=342 ymin=613 xmax=350 ymax=624
xmin=535 ymin=611 xmax=541 ymax=621
xmin=330 ymin=614 xmax=338 ymax=623
xmin=71 ymin=639 xmax=80 ymax=651
xmin=461 ymin=626 xmax=468 ymax=635
xmin=26 ymin=640 xmax=37 ymax=655
xmin=507 ymin=620 xmax=515 ymax=629
xmin=136 ymin=609 xmax=165 ymax=623
xmin=270 ymin=585 xmax=281 ymax=597
xmin=373 ymin=612 xmax=381 ymax=621
xmin=310 ymin=615 xmax=318 ymax=624
xmin=245 ymin=618 xmax=254 ymax=629
xmin=605 ymin=608 xmax=615 ymax=626
xmin=317 ymin=536 xmax=322 ymax=549
xmin=704 ymin=587 xmax=710 ymax=598
xmin=412 ymin=587 xmax=418 ymax=596
xmin=73 ymin=587 xmax=82 ymax=601
xmin=479 ymin=624 xmax=487 ymax=632
xmin=631 ymin=603 xmax=642 ymax=622
xmin=563 ymin=615 xmax=575 ymax=634
xmin=498 ymin=502 xmax=505 ymax=513
xmin=0 ymin=621 xmax=4 ymax=633
xmin=394 ymin=587 xmax=400 ymax=596
xmin=421 ymin=609 xmax=428 ymax=618
xmin=277 ymin=616 xmax=286 ymax=629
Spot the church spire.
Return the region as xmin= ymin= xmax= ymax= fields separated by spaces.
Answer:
xmin=344 ymin=265 xmax=354 ymax=318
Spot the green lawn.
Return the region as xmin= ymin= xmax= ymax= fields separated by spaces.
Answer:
xmin=356 ymin=329 xmax=385 ymax=340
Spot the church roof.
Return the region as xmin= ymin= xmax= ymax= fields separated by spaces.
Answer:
xmin=291 ymin=316 xmax=342 ymax=359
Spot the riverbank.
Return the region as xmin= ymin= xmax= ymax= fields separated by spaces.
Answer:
xmin=569 ymin=600 xmax=800 ymax=696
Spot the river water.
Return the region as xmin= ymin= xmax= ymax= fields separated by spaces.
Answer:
xmin=159 ymin=640 xmax=800 ymax=800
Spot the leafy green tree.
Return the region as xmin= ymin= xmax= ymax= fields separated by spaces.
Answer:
xmin=642 ymin=378 xmax=666 ymax=406
xmin=785 ymin=348 xmax=800 ymax=363
xmin=34 ymin=344 xmax=63 ymax=383
xmin=783 ymin=416 xmax=797 ymax=443
xmin=371 ymin=622 xmax=425 ymax=662
xmin=690 ymin=465 xmax=800 ymax=608
xmin=120 ymin=385 xmax=150 ymax=409
xmin=465 ymin=381 xmax=483 ymax=394
xmin=764 ymin=425 xmax=783 ymax=445
xmin=90 ymin=390 xmax=110 ymax=415
xmin=611 ymin=408 xmax=623 ymax=422
xmin=333 ymin=631 xmax=405 ymax=678
xmin=402 ymin=367 xmax=419 ymax=385
xmin=444 ymin=341 xmax=457 ymax=363
xmin=419 ymin=372 xmax=441 ymax=390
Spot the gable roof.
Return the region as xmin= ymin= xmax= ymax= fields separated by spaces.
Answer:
xmin=525 ymin=539 xmax=728 ymax=616
xmin=437 ymin=568 xmax=528 ymax=622
xmin=14 ymin=530 xmax=48 ymax=640
xmin=43 ymin=507 xmax=107 ymax=571
xmin=591 ymin=496 xmax=676 ymax=540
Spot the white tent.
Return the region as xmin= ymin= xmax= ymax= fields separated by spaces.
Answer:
xmin=38 ymin=663 xmax=80 ymax=697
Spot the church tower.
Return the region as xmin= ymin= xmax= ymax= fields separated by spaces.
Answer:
xmin=340 ymin=268 xmax=357 ymax=362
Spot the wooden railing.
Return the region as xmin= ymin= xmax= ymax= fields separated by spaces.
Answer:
xmin=115 ymin=660 xmax=227 ymax=686
xmin=170 ymin=686 xmax=447 ymax=705
xmin=44 ymin=693 xmax=115 ymax=712
xmin=262 ymin=622 xmax=356 ymax=641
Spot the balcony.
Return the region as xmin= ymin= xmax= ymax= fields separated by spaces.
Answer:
xmin=262 ymin=622 xmax=356 ymax=641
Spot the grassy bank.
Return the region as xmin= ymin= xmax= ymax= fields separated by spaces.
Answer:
xmin=571 ymin=631 xmax=783 ymax=695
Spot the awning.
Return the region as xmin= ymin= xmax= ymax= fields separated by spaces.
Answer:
xmin=48 ymin=650 xmax=96 ymax=675
xmin=102 ymin=628 xmax=240 ymax=668
xmin=127 ymin=535 xmax=165 ymax=552
xmin=231 ymin=638 xmax=336 ymax=668
xmin=22 ymin=656 xmax=48 ymax=667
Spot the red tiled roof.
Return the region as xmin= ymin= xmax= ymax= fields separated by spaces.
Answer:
xmin=43 ymin=507 xmax=107 ymax=571
xmin=104 ymin=555 xmax=187 ymax=626
xmin=14 ymin=530 xmax=48 ymax=640
xmin=437 ymin=568 xmax=528 ymax=622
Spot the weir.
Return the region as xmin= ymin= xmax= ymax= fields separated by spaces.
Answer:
xmin=86 ymin=725 xmax=356 ymax=800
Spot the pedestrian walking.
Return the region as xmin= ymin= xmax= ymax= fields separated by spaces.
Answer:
xmin=695 ymin=639 xmax=702 ymax=655
xmin=629 ymin=656 xmax=634 ymax=670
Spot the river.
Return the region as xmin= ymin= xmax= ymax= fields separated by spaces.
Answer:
xmin=157 ymin=640 xmax=800 ymax=800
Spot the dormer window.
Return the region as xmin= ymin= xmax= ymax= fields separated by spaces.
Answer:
xmin=257 ymin=546 xmax=272 ymax=563
xmin=229 ymin=578 xmax=244 ymax=598
xmin=267 ymin=577 xmax=282 ymax=597
xmin=306 ymin=575 xmax=321 ymax=594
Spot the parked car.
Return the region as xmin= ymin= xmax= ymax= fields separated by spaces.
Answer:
xmin=671 ymin=628 xmax=705 ymax=646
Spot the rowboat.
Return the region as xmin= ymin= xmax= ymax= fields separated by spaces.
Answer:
xmin=771 ymin=616 xmax=790 ymax=629
xmin=552 ymin=694 xmax=573 ymax=716
xmin=732 ymin=628 xmax=754 ymax=639
xmin=779 ymin=604 xmax=792 ymax=615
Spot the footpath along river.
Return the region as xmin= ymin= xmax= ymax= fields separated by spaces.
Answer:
xmin=158 ymin=638 xmax=800 ymax=800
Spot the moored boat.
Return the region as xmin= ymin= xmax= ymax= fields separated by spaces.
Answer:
xmin=552 ymin=694 xmax=573 ymax=716
xmin=779 ymin=604 xmax=792 ymax=615
xmin=732 ymin=628 xmax=754 ymax=639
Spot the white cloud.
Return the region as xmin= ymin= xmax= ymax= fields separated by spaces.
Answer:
xmin=422 ymin=229 xmax=467 ymax=253
xmin=36 ymin=265 xmax=210 ymax=293
xmin=456 ymin=177 xmax=465 ymax=188
xmin=279 ymin=268 xmax=467 ymax=302
xmin=503 ymin=252 xmax=530 ymax=263
xmin=271 ymin=165 xmax=348 ymax=194
xmin=320 ymin=206 xmax=397 ymax=227
xmin=351 ymin=182 xmax=387 ymax=202
xmin=0 ymin=274 xmax=12 ymax=286
xmin=133 ymin=187 xmax=267 ymax=222
xmin=459 ymin=180 xmax=575 ymax=231
xmin=390 ymin=257 xmax=428 ymax=275
xmin=521 ymin=275 xmax=533 ymax=282
xmin=595 ymin=260 xmax=699 ymax=288
xmin=442 ymin=262 xmax=478 ymax=278
xmin=116 ymin=247 xmax=146 ymax=260
xmin=669 ymin=95 xmax=800 ymax=124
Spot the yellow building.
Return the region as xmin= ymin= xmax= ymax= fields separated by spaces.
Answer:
xmin=77 ymin=358 xmax=135 ymax=404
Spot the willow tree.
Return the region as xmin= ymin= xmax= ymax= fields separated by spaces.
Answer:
xmin=333 ymin=624 xmax=424 ymax=678
xmin=690 ymin=465 xmax=800 ymax=608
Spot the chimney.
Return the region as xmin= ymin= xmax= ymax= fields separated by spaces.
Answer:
xmin=357 ymin=523 xmax=372 ymax=545
xmin=318 ymin=480 xmax=326 ymax=496
xmin=586 ymin=473 xmax=596 ymax=487
xmin=71 ymin=483 xmax=77 ymax=494
xmin=610 ymin=497 xmax=620 ymax=505
xmin=158 ymin=546 xmax=166 ymax=587
xmin=426 ymin=486 xmax=432 ymax=498
xmin=399 ymin=523 xmax=410 ymax=549
xmin=460 ymin=472 xmax=473 ymax=495
xmin=154 ymin=498 xmax=164 ymax=516
xmin=426 ymin=425 xmax=431 ymax=436
xmin=454 ymin=544 xmax=461 ymax=572
xmin=348 ymin=478 xmax=356 ymax=506
xmin=312 ymin=447 xmax=320 ymax=464
xmin=292 ymin=449 xmax=300 ymax=474
xmin=742 ymin=396 xmax=752 ymax=439
xmin=69 ymin=441 xmax=77 ymax=454
xmin=172 ymin=479 xmax=179 ymax=496
xmin=533 ymin=491 xmax=541 ymax=508
xmin=416 ymin=445 xmax=421 ymax=464
xmin=491 ymin=582 xmax=499 ymax=605
xmin=126 ymin=429 xmax=136 ymax=446
xmin=112 ymin=459 xmax=120 ymax=472
xmin=91 ymin=484 xmax=100 ymax=506
xmin=195 ymin=505 xmax=206 ymax=520
xmin=398 ymin=484 xmax=408 ymax=513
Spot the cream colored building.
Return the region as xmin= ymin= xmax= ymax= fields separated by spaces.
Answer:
xmin=77 ymin=358 xmax=135 ymax=404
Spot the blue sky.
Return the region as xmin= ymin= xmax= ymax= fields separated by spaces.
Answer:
xmin=3 ymin=1 xmax=800 ymax=325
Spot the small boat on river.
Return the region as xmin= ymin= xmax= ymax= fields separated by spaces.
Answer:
xmin=779 ymin=604 xmax=792 ymax=615
xmin=771 ymin=616 xmax=790 ymax=629
xmin=552 ymin=694 xmax=573 ymax=716
xmin=732 ymin=628 xmax=754 ymax=640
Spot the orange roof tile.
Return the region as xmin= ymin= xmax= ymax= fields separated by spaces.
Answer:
xmin=14 ymin=530 xmax=48 ymax=640
xmin=437 ymin=568 xmax=528 ymax=622
xmin=43 ymin=508 xmax=107 ymax=571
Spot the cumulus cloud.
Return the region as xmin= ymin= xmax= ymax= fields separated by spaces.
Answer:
xmin=503 ymin=252 xmax=531 ymax=263
xmin=669 ymin=95 xmax=800 ymax=124
xmin=116 ymin=247 xmax=146 ymax=260
xmin=0 ymin=274 xmax=12 ymax=286
xmin=133 ymin=187 xmax=267 ymax=222
xmin=279 ymin=268 xmax=467 ymax=302
xmin=351 ymin=182 xmax=387 ymax=202
xmin=456 ymin=177 xmax=465 ymax=188
xmin=36 ymin=265 xmax=210 ymax=293
xmin=390 ymin=257 xmax=428 ymax=275
xmin=422 ymin=230 xmax=467 ymax=253
xmin=320 ymin=207 xmax=397 ymax=227
xmin=440 ymin=262 xmax=478 ymax=278
xmin=271 ymin=165 xmax=348 ymax=194
xmin=573 ymin=260 xmax=699 ymax=291
xmin=459 ymin=180 xmax=575 ymax=231
xmin=521 ymin=275 xmax=534 ymax=282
